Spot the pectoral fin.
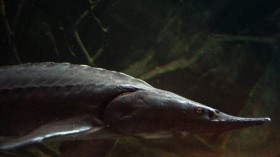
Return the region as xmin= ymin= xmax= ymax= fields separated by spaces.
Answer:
xmin=0 ymin=116 xmax=104 ymax=150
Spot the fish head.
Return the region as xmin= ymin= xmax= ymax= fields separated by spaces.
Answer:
xmin=103 ymin=89 xmax=270 ymax=138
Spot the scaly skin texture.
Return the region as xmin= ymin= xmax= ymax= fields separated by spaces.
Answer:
xmin=0 ymin=63 xmax=270 ymax=156
xmin=0 ymin=63 xmax=151 ymax=137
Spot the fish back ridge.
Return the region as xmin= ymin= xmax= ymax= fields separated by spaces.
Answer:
xmin=0 ymin=62 xmax=152 ymax=90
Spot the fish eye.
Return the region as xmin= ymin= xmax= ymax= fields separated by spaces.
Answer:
xmin=195 ymin=108 xmax=203 ymax=114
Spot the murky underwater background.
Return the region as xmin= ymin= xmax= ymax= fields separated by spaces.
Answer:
xmin=0 ymin=0 xmax=279 ymax=156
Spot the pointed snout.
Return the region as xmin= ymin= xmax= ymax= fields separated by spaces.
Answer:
xmin=210 ymin=110 xmax=271 ymax=130
xmin=215 ymin=111 xmax=270 ymax=123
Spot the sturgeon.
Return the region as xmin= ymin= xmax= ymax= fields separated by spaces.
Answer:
xmin=0 ymin=63 xmax=270 ymax=153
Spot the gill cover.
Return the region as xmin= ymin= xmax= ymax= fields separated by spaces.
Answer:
xmin=103 ymin=89 xmax=185 ymax=135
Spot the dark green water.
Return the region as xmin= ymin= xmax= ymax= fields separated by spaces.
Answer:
xmin=0 ymin=0 xmax=279 ymax=156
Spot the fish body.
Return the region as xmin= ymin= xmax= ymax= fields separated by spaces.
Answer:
xmin=0 ymin=63 xmax=150 ymax=139
xmin=0 ymin=63 xmax=270 ymax=153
